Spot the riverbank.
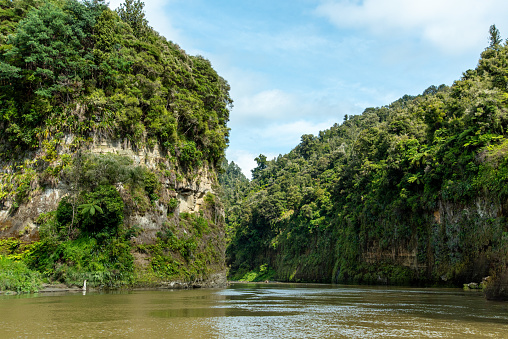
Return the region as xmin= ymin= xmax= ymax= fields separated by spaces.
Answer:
xmin=0 ymin=272 xmax=229 ymax=296
xmin=0 ymin=278 xmax=494 ymax=298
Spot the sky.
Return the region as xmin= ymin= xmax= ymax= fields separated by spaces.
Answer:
xmin=109 ymin=0 xmax=508 ymax=178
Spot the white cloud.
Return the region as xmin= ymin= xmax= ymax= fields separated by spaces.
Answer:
xmin=234 ymin=89 xmax=293 ymax=120
xmin=243 ymin=27 xmax=329 ymax=54
xmin=315 ymin=0 xmax=508 ymax=54
xmin=228 ymin=85 xmax=353 ymax=128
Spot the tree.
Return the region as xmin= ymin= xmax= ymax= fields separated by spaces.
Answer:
xmin=423 ymin=85 xmax=438 ymax=96
xmin=116 ymin=0 xmax=149 ymax=38
xmin=251 ymin=154 xmax=267 ymax=180
xmin=80 ymin=185 xmax=124 ymax=236
xmin=298 ymin=134 xmax=317 ymax=160
xmin=489 ymin=24 xmax=502 ymax=48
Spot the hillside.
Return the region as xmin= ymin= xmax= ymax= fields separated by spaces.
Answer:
xmin=0 ymin=0 xmax=231 ymax=290
xmin=224 ymin=26 xmax=508 ymax=300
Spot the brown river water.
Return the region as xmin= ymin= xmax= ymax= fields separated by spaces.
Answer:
xmin=1 ymin=283 xmax=507 ymax=338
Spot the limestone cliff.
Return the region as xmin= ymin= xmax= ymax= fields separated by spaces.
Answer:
xmin=0 ymin=0 xmax=232 ymax=288
xmin=0 ymin=135 xmax=227 ymax=288
xmin=356 ymin=197 xmax=505 ymax=285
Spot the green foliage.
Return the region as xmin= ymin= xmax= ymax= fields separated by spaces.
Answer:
xmin=143 ymin=169 xmax=160 ymax=202
xmin=251 ymin=154 xmax=267 ymax=180
xmin=179 ymin=140 xmax=203 ymax=169
xmin=0 ymin=238 xmax=23 ymax=256
xmin=44 ymin=152 xmax=147 ymax=240
xmin=140 ymin=224 xmax=212 ymax=282
xmin=32 ymin=187 xmax=133 ymax=288
xmin=116 ymin=0 xmax=148 ymax=38
xmin=55 ymin=197 xmax=73 ymax=228
xmin=193 ymin=215 xmax=210 ymax=236
xmin=0 ymin=255 xmax=42 ymax=293
xmin=489 ymin=24 xmax=502 ymax=48
xmin=218 ymin=160 xmax=249 ymax=241
xmin=0 ymin=0 xmax=231 ymax=169
xmin=78 ymin=185 xmax=124 ymax=237
xmin=0 ymin=1 xmax=228 ymax=290
xmin=19 ymin=182 xmax=135 ymax=288
xmin=25 ymin=237 xmax=134 ymax=288
xmin=134 ymin=209 xmax=224 ymax=285
xmin=225 ymin=28 xmax=508 ymax=287
xmin=231 ymin=263 xmax=276 ymax=282
xmin=79 ymin=202 xmax=103 ymax=217
xmin=66 ymin=152 xmax=144 ymax=190
xmin=0 ymin=158 xmax=37 ymax=209
xmin=167 ymin=197 xmax=178 ymax=211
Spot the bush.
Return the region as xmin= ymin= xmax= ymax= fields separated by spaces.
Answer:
xmin=56 ymin=197 xmax=74 ymax=226
xmin=79 ymin=185 xmax=124 ymax=237
xmin=143 ymin=170 xmax=160 ymax=202
xmin=67 ymin=153 xmax=145 ymax=191
xmin=0 ymin=255 xmax=42 ymax=293
xmin=0 ymin=238 xmax=21 ymax=256
xmin=168 ymin=198 xmax=179 ymax=211
xmin=179 ymin=141 xmax=202 ymax=168
xmin=25 ymin=237 xmax=134 ymax=288
xmin=232 ymin=264 xmax=276 ymax=282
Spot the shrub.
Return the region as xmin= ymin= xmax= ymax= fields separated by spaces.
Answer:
xmin=168 ymin=198 xmax=179 ymax=211
xmin=0 ymin=255 xmax=42 ymax=293
xmin=79 ymin=185 xmax=124 ymax=237
xmin=56 ymin=196 xmax=74 ymax=226
xmin=25 ymin=237 xmax=134 ymax=288
xmin=179 ymin=141 xmax=202 ymax=168
xmin=484 ymin=269 xmax=508 ymax=301
xmin=143 ymin=170 xmax=160 ymax=202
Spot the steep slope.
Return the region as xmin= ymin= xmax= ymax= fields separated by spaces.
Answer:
xmin=0 ymin=0 xmax=231 ymax=288
xmin=225 ymin=28 xmax=508 ymax=299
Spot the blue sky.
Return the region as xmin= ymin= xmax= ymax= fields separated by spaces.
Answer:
xmin=109 ymin=0 xmax=508 ymax=177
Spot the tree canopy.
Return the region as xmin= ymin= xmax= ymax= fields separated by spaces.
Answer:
xmin=0 ymin=0 xmax=232 ymax=170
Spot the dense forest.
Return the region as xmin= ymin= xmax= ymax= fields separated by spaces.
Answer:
xmin=0 ymin=0 xmax=231 ymax=292
xmin=0 ymin=0 xmax=231 ymax=165
xmin=223 ymin=26 xmax=508 ymax=300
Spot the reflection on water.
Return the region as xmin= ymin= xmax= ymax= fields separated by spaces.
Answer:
xmin=1 ymin=284 xmax=507 ymax=338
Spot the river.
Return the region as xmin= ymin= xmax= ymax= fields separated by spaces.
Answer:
xmin=1 ymin=283 xmax=507 ymax=338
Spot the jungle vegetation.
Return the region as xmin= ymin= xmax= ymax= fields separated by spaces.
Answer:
xmin=0 ymin=0 xmax=231 ymax=291
xmin=0 ymin=0 xmax=232 ymax=167
xmin=223 ymin=26 xmax=508 ymax=298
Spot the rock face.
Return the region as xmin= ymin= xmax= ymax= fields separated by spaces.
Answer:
xmin=1 ymin=137 xmax=215 ymax=234
xmin=353 ymin=196 xmax=505 ymax=286
xmin=0 ymin=136 xmax=227 ymax=287
xmin=0 ymin=187 xmax=66 ymax=239
xmin=267 ymin=195 xmax=507 ymax=286
xmin=361 ymin=197 xmax=501 ymax=265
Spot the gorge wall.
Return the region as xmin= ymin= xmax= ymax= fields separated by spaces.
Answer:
xmin=0 ymin=0 xmax=231 ymax=289
xmin=224 ymin=35 xmax=508 ymax=298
